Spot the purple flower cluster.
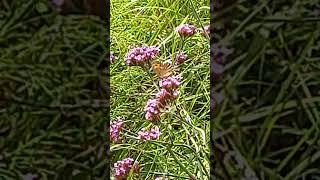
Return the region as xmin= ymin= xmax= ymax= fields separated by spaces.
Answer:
xmin=144 ymin=99 xmax=162 ymax=121
xmin=212 ymin=44 xmax=233 ymax=65
xmin=125 ymin=45 xmax=160 ymax=66
xmin=159 ymin=76 xmax=181 ymax=90
xmin=144 ymin=76 xmax=181 ymax=121
xmin=175 ymin=23 xmax=211 ymax=39
xmin=211 ymin=44 xmax=233 ymax=82
xmin=138 ymin=126 xmax=161 ymax=140
xmin=110 ymin=117 xmax=124 ymax=143
xmin=113 ymin=158 xmax=140 ymax=179
xmin=175 ymin=51 xmax=188 ymax=65
xmin=175 ymin=24 xmax=197 ymax=37
xmin=110 ymin=52 xmax=116 ymax=63
xmin=156 ymin=88 xmax=179 ymax=103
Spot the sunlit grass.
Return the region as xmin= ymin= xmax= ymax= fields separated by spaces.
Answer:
xmin=111 ymin=0 xmax=210 ymax=179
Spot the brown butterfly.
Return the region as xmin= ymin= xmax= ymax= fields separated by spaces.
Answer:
xmin=151 ymin=61 xmax=172 ymax=78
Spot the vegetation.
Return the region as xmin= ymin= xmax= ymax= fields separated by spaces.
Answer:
xmin=1 ymin=0 xmax=319 ymax=179
xmin=213 ymin=0 xmax=320 ymax=179
xmin=0 ymin=0 xmax=107 ymax=178
xmin=110 ymin=0 xmax=210 ymax=179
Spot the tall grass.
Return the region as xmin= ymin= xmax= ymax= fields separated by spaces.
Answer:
xmin=111 ymin=0 xmax=210 ymax=179
xmin=213 ymin=0 xmax=320 ymax=179
xmin=0 ymin=0 xmax=107 ymax=178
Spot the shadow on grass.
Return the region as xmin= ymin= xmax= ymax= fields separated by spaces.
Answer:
xmin=212 ymin=0 xmax=320 ymax=179
xmin=0 ymin=0 xmax=109 ymax=179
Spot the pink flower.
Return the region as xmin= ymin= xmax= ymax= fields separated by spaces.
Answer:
xmin=156 ymin=88 xmax=172 ymax=102
xmin=144 ymin=99 xmax=163 ymax=112
xmin=145 ymin=111 xmax=159 ymax=121
xmin=175 ymin=24 xmax=197 ymax=37
xmin=110 ymin=117 xmax=124 ymax=143
xmin=110 ymin=52 xmax=116 ymax=63
xmin=138 ymin=128 xmax=150 ymax=140
xmin=149 ymin=126 xmax=161 ymax=139
xmin=159 ymin=76 xmax=181 ymax=90
xmin=113 ymin=158 xmax=140 ymax=179
xmin=199 ymin=25 xmax=210 ymax=36
xmin=144 ymin=99 xmax=162 ymax=121
xmin=125 ymin=45 xmax=160 ymax=66
xmin=138 ymin=126 xmax=160 ymax=140
xmin=144 ymin=76 xmax=181 ymax=121
xmin=156 ymin=88 xmax=179 ymax=104
xmin=144 ymin=88 xmax=180 ymax=121
xmin=212 ymin=44 xmax=233 ymax=64
xmin=171 ymin=90 xmax=179 ymax=99
xmin=175 ymin=52 xmax=188 ymax=65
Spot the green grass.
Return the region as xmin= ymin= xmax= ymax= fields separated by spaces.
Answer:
xmin=213 ymin=0 xmax=320 ymax=179
xmin=111 ymin=0 xmax=210 ymax=179
xmin=2 ymin=0 xmax=319 ymax=179
xmin=0 ymin=0 xmax=107 ymax=179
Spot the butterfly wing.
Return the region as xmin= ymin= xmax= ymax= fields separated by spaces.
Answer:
xmin=152 ymin=61 xmax=172 ymax=78
xmin=159 ymin=63 xmax=172 ymax=78
xmin=152 ymin=61 xmax=162 ymax=76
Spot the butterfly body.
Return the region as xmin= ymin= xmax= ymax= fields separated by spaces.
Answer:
xmin=151 ymin=61 xmax=172 ymax=78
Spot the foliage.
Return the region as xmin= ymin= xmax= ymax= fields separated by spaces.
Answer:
xmin=111 ymin=0 xmax=210 ymax=179
xmin=213 ymin=0 xmax=320 ymax=179
xmin=0 ymin=0 xmax=107 ymax=179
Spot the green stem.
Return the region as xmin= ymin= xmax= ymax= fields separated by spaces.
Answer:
xmin=167 ymin=146 xmax=196 ymax=179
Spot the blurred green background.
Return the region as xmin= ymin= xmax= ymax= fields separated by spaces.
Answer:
xmin=0 ymin=0 xmax=108 ymax=179
xmin=213 ymin=0 xmax=320 ymax=179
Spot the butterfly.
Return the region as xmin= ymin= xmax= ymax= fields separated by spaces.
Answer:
xmin=151 ymin=61 xmax=173 ymax=78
